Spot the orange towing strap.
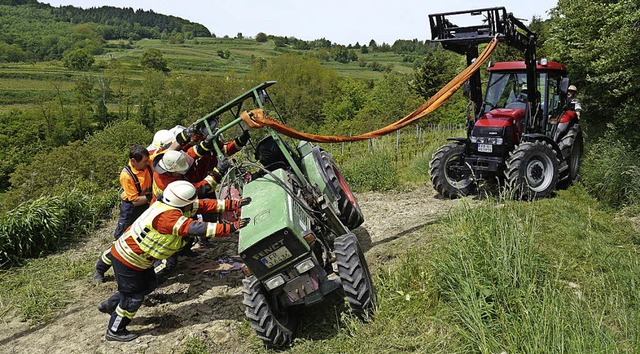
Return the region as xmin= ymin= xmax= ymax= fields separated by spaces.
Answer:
xmin=241 ymin=38 xmax=498 ymax=143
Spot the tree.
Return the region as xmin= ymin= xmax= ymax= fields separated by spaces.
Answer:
xmin=410 ymin=46 xmax=460 ymax=100
xmin=63 ymin=49 xmax=95 ymax=70
xmin=548 ymin=0 xmax=640 ymax=144
xmin=140 ymin=48 xmax=169 ymax=72
xmin=256 ymin=32 xmax=268 ymax=42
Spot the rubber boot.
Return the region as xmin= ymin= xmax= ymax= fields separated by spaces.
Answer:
xmin=106 ymin=313 xmax=138 ymax=342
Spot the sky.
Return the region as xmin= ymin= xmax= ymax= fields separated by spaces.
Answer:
xmin=43 ymin=0 xmax=558 ymax=45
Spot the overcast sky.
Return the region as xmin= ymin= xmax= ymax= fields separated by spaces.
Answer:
xmin=43 ymin=0 xmax=558 ymax=45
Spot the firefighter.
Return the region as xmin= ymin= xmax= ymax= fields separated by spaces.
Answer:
xmin=98 ymin=180 xmax=250 ymax=342
xmin=92 ymin=145 xmax=152 ymax=285
xmin=567 ymin=85 xmax=582 ymax=119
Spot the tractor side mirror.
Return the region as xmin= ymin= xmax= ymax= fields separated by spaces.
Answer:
xmin=559 ymin=78 xmax=570 ymax=95
xmin=463 ymin=81 xmax=471 ymax=97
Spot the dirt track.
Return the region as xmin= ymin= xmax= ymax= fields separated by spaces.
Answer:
xmin=0 ymin=187 xmax=461 ymax=354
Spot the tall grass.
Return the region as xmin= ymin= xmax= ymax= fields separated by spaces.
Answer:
xmin=581 ymin=130 xmax=640 ymax=209
xmin=278 ymin=187 xmax=639 ymax=353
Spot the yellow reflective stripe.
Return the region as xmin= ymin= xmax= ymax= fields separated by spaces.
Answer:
xmin=139 ymin=236 xmax=178 ymax=259
xmin=152 ymin=180 xmax=163 ymax=197
xmin=101 ymin=248 xmax=112 ymax=265
xmin=173 ymin=216 xmax=189 ymax=236
xmin=205 ymin=222 xmax=217 ymax=238
xmin=217 ymin=200 xmax=225 ymax=213
xmin=204 ymin=175 xmax=215 ymax=187
xmin=115 ymin=306 xmax=137 ymax=319
xmin=114 ymin=237 xmax=153 ymax=269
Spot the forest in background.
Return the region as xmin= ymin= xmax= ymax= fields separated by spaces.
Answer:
xmin=0 ymin=0 xmax=639 ymax=266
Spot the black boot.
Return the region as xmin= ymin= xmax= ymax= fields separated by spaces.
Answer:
xmin=105 ymin=328 xmax=138 ymax=342
xmin=106 ymin=313 xmax=138 ymax=342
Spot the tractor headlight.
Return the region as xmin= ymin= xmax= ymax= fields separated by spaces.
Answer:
xmin=264 ymin=274 xmax=285 ymax=290
xmin=471 ymin=136 xmax=503 ymax=145
xmin=294 ymin=258 xmax=315 ymax=274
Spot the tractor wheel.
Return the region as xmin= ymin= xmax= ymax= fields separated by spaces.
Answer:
xmin=505 ymin=141 xmax=559 ymax=200
xmin=242 ymin=276 xmax=298 ymax=348
xmin=429 ymin=142 xmax=475 ymax=199
xmin=557 ymin=125 xmax=583 ymax=189
xmin=317 ymin=151 xmax=364 ymax=229
xmin=334 ymin=233 xmax=376 ymax=320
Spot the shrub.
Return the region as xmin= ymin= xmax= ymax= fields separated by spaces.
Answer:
xmin=341 ymin=150 xmax=398 ymax=192
xmin=581 ymin=130 xmax=640 ymax=209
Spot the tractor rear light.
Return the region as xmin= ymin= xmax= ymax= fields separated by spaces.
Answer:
xmin=302 ymin=231 xmax=316 ymax=244
xmin=294 ymin=258 xmax=315 ymax=274
xmin=264 ymin=274 xmax=285 ymax=290
xmin=242 ymin=265 xmax=253 ymax=276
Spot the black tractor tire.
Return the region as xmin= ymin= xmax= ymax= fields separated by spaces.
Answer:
xmin=334 ymin=233 xmax=376 ymax=320
xmin=242 ymin=276 xmax=298 ymax=348
xmin=429 ymin=142 xmax=475 ymax=199
xmin=557 ymin=125 xmax=584 ymax=189
xmin=316 ymin=150 xmax=364 ymax=229
xmin=505 ymin=141 xmax=560 ymax=200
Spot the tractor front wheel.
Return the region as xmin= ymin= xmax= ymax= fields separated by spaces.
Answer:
xmin=334 ymin=233 xmax=376 ymax=320
xmin=429 ymin=142 xmax=475 ymax=199
xmin=505 ymin=141 xmax=559 ymax=200
xmin=242 ymin=276 xmax=298 ymax=348
xmin=317 ymin=150 xmax=364 ymax=229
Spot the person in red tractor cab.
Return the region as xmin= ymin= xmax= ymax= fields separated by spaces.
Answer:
xmin=98 ymin=180 xmax=250 ymax=342
xmin=567 ymin=85 xmax=582 ymax=119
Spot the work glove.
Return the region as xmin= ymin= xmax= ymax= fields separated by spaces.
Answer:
xmin=200 ymin=135 xmax=216 ymax=151
xmin=217 ymin=218 xmax=250 ymax=237
xmin=209 ymin=158 xmax=231 ymax=183
xmin=225 ymin=197 xmax=252 ymax=211
xmin=234 ymin=130 xmax=251 ymax=147
xmin=176 ymin=124 xmax=199 ymax=146
xmin=231 ymin=218 xmax=250 ymax=233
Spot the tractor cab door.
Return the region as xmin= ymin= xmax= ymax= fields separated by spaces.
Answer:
xmin=544 ymin=71 xmax=569 ymax=138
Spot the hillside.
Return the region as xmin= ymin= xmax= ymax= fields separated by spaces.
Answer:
xmin=0 ymin=188 xmax=462 ymax=353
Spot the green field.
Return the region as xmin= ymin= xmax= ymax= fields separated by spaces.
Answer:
xmin=0 ymin=37 xmax=415 ymax=114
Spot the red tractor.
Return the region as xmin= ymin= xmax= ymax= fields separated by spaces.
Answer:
xmin=428 ymin=7 xmax=583 ymax=199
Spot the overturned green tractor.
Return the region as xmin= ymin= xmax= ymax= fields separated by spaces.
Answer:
xmin=192 ymin=81 xmax=376 ymax=347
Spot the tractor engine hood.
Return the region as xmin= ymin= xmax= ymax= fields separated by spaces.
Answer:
xmin=476 ymin=108 xmax=525 ymax=128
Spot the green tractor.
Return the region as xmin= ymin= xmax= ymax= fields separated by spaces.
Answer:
xmin=192 ymin=81 xmax=377 ymax=347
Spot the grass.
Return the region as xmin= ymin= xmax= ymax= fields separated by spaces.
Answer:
xmin=169 ymin=185 xmax=640 ymax=353
xmin=0 ymin=250 xmax=94 ymax=324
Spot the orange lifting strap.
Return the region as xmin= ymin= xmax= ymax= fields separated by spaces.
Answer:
xmin=241 ymin=38 xmax=498 ymax=143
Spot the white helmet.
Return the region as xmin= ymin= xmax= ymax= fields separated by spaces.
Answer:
xmin=162 ymin=180 xmax=198 ymax=208
xmin=568 ymin=85 xmax=577 ymax=92
xmin=155 ymin=150 xmax=193 ymax=174
xmin=148 ymin=129 xmax=172 ymax=151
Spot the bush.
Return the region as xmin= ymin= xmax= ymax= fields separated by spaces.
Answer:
xmin=581 ymin=130 xmax=640 ymax=208
xmin=341 ymin=150 xmax=398 ymax=192
xmin=0 ymin=188 xmax=117 ymax=267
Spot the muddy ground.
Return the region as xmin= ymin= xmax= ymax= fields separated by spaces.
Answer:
xmin=0 ymin=187 xmax=463 ymax=354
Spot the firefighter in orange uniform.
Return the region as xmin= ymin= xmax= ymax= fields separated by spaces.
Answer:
xmin=98 ymin=180 xmax=250 ymax=341
xmin=92 ymin=145 xmax=152 ymax=284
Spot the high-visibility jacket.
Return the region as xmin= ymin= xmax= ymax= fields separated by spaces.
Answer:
xmin=111 ymin=199 xmax=231 ymax=271
xmin=120 ymin=161 xmax=152 ymax=202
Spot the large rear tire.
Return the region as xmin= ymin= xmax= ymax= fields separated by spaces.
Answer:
xmin=316 ymin=151 xmax=364 ymax=229
xmin=242 ymin=276 xmax=298 ymax=348
xmin=505 ymin=141 xmax=559 ymax=200
xmin=334 ymin=233 xmax=376 ymax=320
xmin=557 ymin=125 xmax=583 ymax=189
xmin=429 ymin=142 xmax=475 ymax=199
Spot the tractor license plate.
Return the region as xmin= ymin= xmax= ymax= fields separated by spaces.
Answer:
xmin=478 ymin=143 xmax=493 ymax=153
xmin=261 ymin=246 xmax=292 ymax=269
